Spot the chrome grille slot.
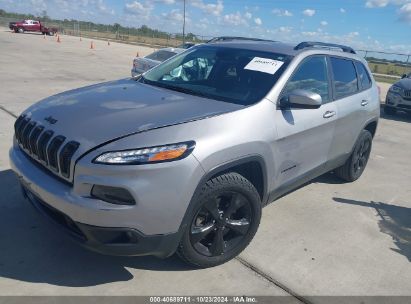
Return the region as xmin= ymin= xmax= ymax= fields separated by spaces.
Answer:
xmin=14 ymin=115 xmax=80 ymax=182
xmin=59 ymin=141 xmax=80 ymax=178
xmin=14 ymin=115 xmax=26 ymax=138
xmin=17 ymin=117 xmax=30 ymax=143
xmin=37 ymin=130 xmax=54 ymax=163
xmin=22 ymin=121 xmax=36 ymax=151
xmin=47 ymin=135 xmax=66 ymax=171
xmin=29 ymin=125 xmax=44 ymax=157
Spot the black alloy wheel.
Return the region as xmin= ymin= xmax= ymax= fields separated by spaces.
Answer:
xmin=177 ymin=172 xmax=261 ymax=268
xmin=190 ymin=191 xmax=252 ymax=257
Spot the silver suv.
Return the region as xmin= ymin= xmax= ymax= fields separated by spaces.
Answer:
xmin=10 ymin=39 xmax=379 ymax=268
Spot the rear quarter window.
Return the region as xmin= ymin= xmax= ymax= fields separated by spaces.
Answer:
xmin=330 ymin=57 xmax=359 ymax=99
xmin=355 ymin=61 xmax=372 ymax=90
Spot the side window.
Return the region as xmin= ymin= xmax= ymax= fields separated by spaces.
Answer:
xmin=283 ymin=56 xmax=330 ymax=103
xmin=355 ymin=61 xmax=372 ymax=90
xmin=330 ymin=57 xmax=359 ymax=99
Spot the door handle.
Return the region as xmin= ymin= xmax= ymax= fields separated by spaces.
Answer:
xmin=361 ymin=100 xmax=369 ymax=106
xmin=323 ymin=111 xmax=336 ymax=119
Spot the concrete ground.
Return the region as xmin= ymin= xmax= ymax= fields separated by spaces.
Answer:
xmin=0 ymin=28 xmax=410 ymax=300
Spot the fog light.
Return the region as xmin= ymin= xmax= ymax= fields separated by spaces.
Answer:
xmin=91 ymin=185 xmax=135 ymax=205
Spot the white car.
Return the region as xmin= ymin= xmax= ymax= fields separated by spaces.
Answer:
xmin=131 ymin=47 xmax=185 ymax=77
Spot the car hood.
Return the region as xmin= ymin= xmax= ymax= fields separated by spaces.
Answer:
xmin=23 ymin=78 xmax=242 ymax=154
xmin=394 ymin=78 xmax=411 ymax=90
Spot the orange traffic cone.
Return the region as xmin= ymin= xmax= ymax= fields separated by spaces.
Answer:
xmin=57 ymin=35 xmax=61 ymax=43
xmin=80 ymin=36 xmax=82 ymax=41
xmin=43 ymin=34 xmax=46 ymax=39
xmin=90 ymin=41 xmax=94 ymax=49
xmin=107 ymin=40 xmax=110 ymax=46
xmin=136 ymin=52 xmax=139 ymax=57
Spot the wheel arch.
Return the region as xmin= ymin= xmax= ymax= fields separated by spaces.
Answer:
xmin=364 ymin=119 xmax=378 ymax=138
xmin=177 ymin=155 xmax=268 ymax=237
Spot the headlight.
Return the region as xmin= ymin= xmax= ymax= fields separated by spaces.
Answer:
xmin=93 ymin=141 xmax=195 ymax=165
xmin=390 ymin=85 xmax=403 ymax=94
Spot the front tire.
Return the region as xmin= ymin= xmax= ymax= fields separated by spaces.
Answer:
xmin=17 ymin=27 xmax=24 ymax=33
xmin=335 ymin=130 xmax=373 ymax=182
xmin=48 ymin=31 xmax=54 ymax=36
xmin=177 ymin=172 xmax=262 ymax=268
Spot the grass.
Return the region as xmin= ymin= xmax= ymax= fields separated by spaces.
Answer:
xmin=368 ymin=61 xmax=410 ymax=78
xmin=373 ymin=75 xmax=398 ymax=84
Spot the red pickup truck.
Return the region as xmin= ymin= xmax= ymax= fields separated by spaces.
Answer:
xmin=9 ymin=20 xmax=58 ymax=36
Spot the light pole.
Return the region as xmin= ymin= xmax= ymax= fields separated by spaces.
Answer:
xmin=182 ymin=0 xmax=186 ymax=44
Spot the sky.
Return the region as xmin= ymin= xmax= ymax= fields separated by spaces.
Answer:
xmin=1 ymin=0 xmax=411 ymax=56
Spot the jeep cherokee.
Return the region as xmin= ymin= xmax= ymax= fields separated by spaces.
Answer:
xmin=10 ymin=39 xmax=379 ymax=268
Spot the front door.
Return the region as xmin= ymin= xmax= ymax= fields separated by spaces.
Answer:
xmin=273 ymin=55 xmax=338 ymax=187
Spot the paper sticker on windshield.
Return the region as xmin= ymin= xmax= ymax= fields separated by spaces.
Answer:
xmin=244 ymin=57 xmax=284 ymax=75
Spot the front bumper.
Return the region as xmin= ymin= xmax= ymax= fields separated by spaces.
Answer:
xmin=22 ymin=186 xmax=180 ymax=257
xmin=10 ymin=142 xmax=204 ymax=256
xmin=386 ymin=92 xmax=411 ymax=112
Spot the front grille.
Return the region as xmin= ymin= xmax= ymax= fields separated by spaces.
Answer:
xmin=405 ymin=90 xmax=411 ymax=98
xmin=14 ymin=115 xmax=80 ymax=181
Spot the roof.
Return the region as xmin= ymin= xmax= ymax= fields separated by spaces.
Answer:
xmin=205 ymin=37 xmax=358 ymax=58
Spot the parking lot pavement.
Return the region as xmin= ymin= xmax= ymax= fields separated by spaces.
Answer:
xmin=0 ymin=28 xmax=410 ymax=299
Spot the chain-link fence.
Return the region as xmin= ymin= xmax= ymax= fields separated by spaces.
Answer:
xmin=0 ymin=16 xmax=213 ymax=48
xmin=357 ymin=50 xmax=411 ymax=83
xmin=1 ymin=16 xmax=410 ymax=83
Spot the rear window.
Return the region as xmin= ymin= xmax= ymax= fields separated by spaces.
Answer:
xmin=146 ymin=50 xmax=178 ymax=62
xmin=355 ymin=61 xmax=372 ymax=90
xmin=330 ymin=57 xmax=359 ymax=99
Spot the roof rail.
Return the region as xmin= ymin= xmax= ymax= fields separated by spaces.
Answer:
xmin=207 ymin=36 xmax=275 ymax=43
xmin=294 ymin=41 xmax=356 ymax=54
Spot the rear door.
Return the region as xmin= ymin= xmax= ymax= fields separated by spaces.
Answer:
xmin=273 ymin=55 xmax=338 ymax=187
xmin=327 ymin=57 xmax=365 ymax=161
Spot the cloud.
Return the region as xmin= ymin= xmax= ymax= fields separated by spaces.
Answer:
xmin=124 ymin=1 xmax=153 ymax=18
xmin=365 ymin=0 xmax=410 ymax=8
xmin=191 ymin=0 xmax=224 ymax=16
xmin=222 ymin=11 xmax=247 ymax=26
xmin=244 ymin=12 xmax=252 ymax=19
xmin=162 ymin=8 xmax=186 ymax=22
xmin=302 ymin=9 xmax=316 ymax=17
xmin=320 ymin=20 xmax=328 ymax=26
xmin=272 ymin=9 xmax=293 ymax=17
xmin=254 ymin=17 xmax=262 ymax=25
xmin=278 ymin=26 xmax=292 ymax=33
xmin=155 ymin=0 xmax=175 ymax=4
xmin=340 ymin=8 xmax=346 ymax=13
xmin=399 ymin=3 xmax=411 ymax=22
xmin=94 ymin=0 xmax=115 ymax=15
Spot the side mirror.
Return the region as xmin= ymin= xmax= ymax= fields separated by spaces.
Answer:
xmin=279 ymin=89 xmax=322 ymax=109
xmin=401 ymin=74 xmax=407 ymax=79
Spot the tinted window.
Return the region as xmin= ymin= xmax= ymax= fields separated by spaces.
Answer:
xmin=330 ymin=57 xmax=359 ymax=99
xmin=355 ymin=62 xmax=372 ymax=90
xmin=143 ymin=46 xmax=291 ymax=106
xmin=146 ymin=50 xmax=178 ymax=62
xmin=283 ymin=56 xmax=330 ymax=103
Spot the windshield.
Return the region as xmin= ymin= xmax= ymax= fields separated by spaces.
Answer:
xmin=146 ymin=50 xmax=178 ymax=62
xmin=141 ymin=45 xmax=292 ymax=106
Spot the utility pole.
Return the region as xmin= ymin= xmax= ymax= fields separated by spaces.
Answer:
xmin=182 ymin=0 xmax=186 ymax=44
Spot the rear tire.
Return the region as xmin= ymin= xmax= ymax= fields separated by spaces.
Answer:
xmin=48 ymin=31 xmax=54 ymax=36
xmin=177 ymin=172 xmax=262 ymax=268
xmin=384 ymin=106 xmax=397 ymax=115
xmin=335 ymin=130 xmax=373 ymax=182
